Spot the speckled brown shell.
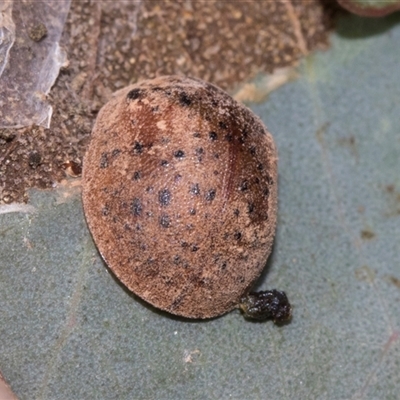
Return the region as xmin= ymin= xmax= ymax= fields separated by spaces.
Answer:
xmin=82 ymin=75 xmax=277 ymax=319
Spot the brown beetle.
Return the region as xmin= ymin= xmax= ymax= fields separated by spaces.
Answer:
xmin=82 ymin=76 xmax=291 ymax=322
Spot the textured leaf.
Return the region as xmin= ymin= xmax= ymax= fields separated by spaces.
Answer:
xmin=337 ymin=0 xmax=400 ymax=16
xmin=1 ymin=15 xmax=400 ymax=400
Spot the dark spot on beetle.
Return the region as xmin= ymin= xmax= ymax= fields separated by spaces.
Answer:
xmin=190 ymin=183 xmax=200 ymax=195
xmin=160 ymin=214 xmax=170 ymax=228
xmin=146 ymin=186 xmax=154 ymax=193
xmin=224 ymin=133 xmax=233 ymax=142
xmin=151 ymin=105 xmax=159 ymax=113
xmin=133 ymin=171 xmax=141 ymax=180
xmin=174 ymin=150 xmax=185 ymax=159
xmin=193 ymin=132 xmax=201 ymax=138
xmin=267 ymin=175 xmax=274 ymax=185
xmin=124 ymin=223 xmax=132 ymax=231
xmin=234 ymin=209 xmax=240 ymax=217
xmin=219 ymin=121 xmax=228 ymax=130
xmin=136 ymin=224 xmax=142 ymax=231
xmin=173 ymin=255 xmax=180 ymax=264
xmin=179 ymin=92 xmax=192 ymax=106
xmin=254 ymin=177 xmax=260 ymax=184
xmin=248 ymin=202 xmax=255 ymax=213
xmin=192 ymin=245 xmax=199 ymax=252
xmin=249 ymin=146 xmax=256 ymax=156
xmin=205 ymin=189 xmax=216 ymax=201
xmin=132 ymin=141 xmax=143 ymax=154
xmin=223 ymin=232 xmax=229 ymax=240
xmin=99 ymin=153 xmax=109 ymax=168
xmin=151 ymin=86 xmax=163 ymax=92
xmin=239 ymin=180 xmax=249 ymax=191
xmin=209 ymin=131 xmax=218 ymax=141
xmin=111 ymin=149 xmax=121 ymax=157
xmin=28 ymin=151 xmax=42 ymax=168
xmin=221 ymin=262 xmax=227 ymax=270
xmin=160 ymin=160 xmax=169 ymax=167
xmin=127 ymin=88 xmax=144 ymax=100
xmin=234 ymin=232 xmax=242 ymax=240
xmin=181 ymin=241 xmax=189 ymax=248
xmin=131 ymin=119 xmax=137 ymax=126
xmin=102 ymin=206 xmax=110 ymax=216
xmin=113 ymin=216 xmax=118 ymax=223
xmin=159 ymin=189 xmax=171 ymax=206
xmin=195 ymin=148 xmax=203 ymax=162
xmin=211 ymin=99 xmax=218 ymax=108
xmin=213 ymin=170 xmax=219 ymax=175
xmin=146 ymin=211 xmax=153 ymax=217
xmin=189 ymin=208 xmax=196 ymax=215
xmin=186 ymin=224 xmax=194 ymax=231
xmin=132 ymin=198 xmax=142 ymax=216
xmin=238 ymin=276 xmax=245 ymax=283
xmin=263 ymin=187 xmax=269 ymax=197
xmin=175 ymin=174 xmax=182 ymax=182
xmin=257 ymin=163 xmax=264 ymax=170
xmin=214 ymin=153 xmax=220 ymax=159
